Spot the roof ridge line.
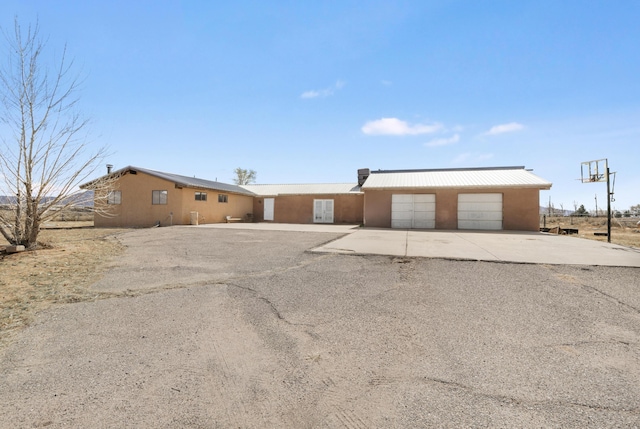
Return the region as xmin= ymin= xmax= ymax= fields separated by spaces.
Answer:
xmin=371 ymin=166 xmax=526 ymax=174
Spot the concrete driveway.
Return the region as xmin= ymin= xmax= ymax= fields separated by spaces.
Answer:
xmin=313 ymin=229 xmax=640 ymax=267
xmin=201 ymin=224 xmax=640 ymax=267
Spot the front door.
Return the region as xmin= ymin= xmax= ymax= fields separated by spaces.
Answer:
xmin=264 ymin=198 xmax=275 ymax=221
xmin=314 ymin=199 xmax=334 ymax=223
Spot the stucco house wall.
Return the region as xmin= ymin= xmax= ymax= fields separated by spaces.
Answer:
xmin=363 ymin=187 xmax=542 ymax=231
xmin=178 ymin=190 xmax=253 ymax=225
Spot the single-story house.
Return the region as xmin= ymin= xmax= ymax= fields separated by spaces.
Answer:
xmin=85 ymin=166 xmax=255 ymax=227
xmin=361 ymin=166 xmax=552 ymax=231
xmin=83 ymin=165 xmax=551 ymax=231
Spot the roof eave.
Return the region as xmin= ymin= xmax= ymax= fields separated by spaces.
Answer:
xmin=362 ymin=184 xmax=553 ymax=191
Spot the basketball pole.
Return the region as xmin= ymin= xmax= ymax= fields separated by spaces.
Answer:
xmin=606 ymin=165 xmax=611 ymax=243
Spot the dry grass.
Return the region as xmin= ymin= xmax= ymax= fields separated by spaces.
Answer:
xmin=0 ymin=226 xmax=129 ymax=348
xmin=541 ymin=216 xmax=640 ymax=248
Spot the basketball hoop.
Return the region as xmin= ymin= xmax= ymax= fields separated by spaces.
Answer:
xmin=580 ymin=159 xmax=607 ymax=183
xmin=580 ymin=159 xmax=615 ymax=243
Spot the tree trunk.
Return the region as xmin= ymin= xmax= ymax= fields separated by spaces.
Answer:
xmin=24 ymin=217 xmax=40 ymax=250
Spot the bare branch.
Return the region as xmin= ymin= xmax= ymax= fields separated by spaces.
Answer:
xmin=0 ymin=18 xmax=113 ymax=249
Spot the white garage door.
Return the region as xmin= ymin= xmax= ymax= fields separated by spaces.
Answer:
xmin=391 ymin=194 xmax=436 ymax=229
xmin=458 ymin=193 xmax=503 ymax=230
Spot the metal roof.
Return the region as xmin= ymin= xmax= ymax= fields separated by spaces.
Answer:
xmin=86 ymin=166 xmax=257 ymax=196
xmin=242 ymin=183 xmax=362 ymax=196
xmin=361 ymin=167 xmax=552 ymax=190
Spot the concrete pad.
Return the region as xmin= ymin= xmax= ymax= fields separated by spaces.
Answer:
xmin=406 ymin=231 xmax=499 ymax=260
xmin=186 ymin=222 xmax=360 ymax=234
xmin=313 ymin=228 xmax=409 ymax=255
xmin=313 ymin=229 xmax=640 ymax=267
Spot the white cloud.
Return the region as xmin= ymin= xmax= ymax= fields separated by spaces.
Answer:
xmin=300 ymin=80 xmax=346 ymax=99
xmin=361 ymin=117 xmax=443 ymax=136
xmin=485 ymin=122 xmax=525 ymax=135
xmin=425 ymin=134 xmax=460 ymax=147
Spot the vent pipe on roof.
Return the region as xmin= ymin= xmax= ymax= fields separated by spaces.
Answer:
xmin=357 ymin=168 xmax=370 ymax=186
xmin=106 ymin=164 xmax=113 ymax=174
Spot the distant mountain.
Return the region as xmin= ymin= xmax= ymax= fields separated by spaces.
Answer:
xmin=0 ymin=191 xmax=94 ymax=207
xmin=61 ymin=191 xmax=94 ymax=207
xmin=539 ymin=206 xmax=573 ymax=216
xmin=0 ymin=195 xmax=16 ymax=205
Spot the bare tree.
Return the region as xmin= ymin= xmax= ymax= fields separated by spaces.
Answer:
xmin=232 ymin=167 xmax=256 ymax=185
xmin=0 ymin=19 xmax=114 ymax=249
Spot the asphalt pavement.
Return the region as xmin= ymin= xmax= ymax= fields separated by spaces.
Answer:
xmin=1 ymin=226 xmax=639 ymax=428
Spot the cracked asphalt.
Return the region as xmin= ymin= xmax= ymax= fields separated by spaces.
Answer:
xmin=1 ymin=227 xmax=639 ymax=428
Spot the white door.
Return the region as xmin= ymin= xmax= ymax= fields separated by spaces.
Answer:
xmin=314 ymin=199 xmax=334 ymax=223
xmin=391 ymin=194 xmax=436 ymax=229
xmin=458 ymin=193 xmax=502 ymax=230
xmin=264 ymin=198 xmax=274 ymax=221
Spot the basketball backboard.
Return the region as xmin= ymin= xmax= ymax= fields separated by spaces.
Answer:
xmin=581 ymin=159 xmax=608 ymax=183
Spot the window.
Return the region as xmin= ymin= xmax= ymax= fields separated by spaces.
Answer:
xmin=218 ymin=194 xmax=228 ymax=203
xmin=107 ymin=190 xmax=121 ymax=205
xmin=195 ymin=192 xmax=207 ymax=201
xmin=152 ymin=190 xmax=168 ymax=205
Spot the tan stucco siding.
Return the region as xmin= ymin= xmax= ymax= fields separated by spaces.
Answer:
xmin=178 ymin=191 xmax=253 ymax=224
xmin=363 ymin=188 xmax=542 ymax=231
xmin=94 ymin=171 xmax=253 ymax=227
xmin=95 ymin=172 xmax=183 ymax=227
xmin=252 ymin=194 xmax=363 ymax=224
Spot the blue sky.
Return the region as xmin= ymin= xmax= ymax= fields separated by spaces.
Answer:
xmin=2 ymin=1 xmax=639 ymax=212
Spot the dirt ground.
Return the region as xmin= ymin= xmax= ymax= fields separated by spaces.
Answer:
xmin=541 ymin=216 xmax=640 ymax=248
xmin=0 ymin=225 xmax=128 ymax=348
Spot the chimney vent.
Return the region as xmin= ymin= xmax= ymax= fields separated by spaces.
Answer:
xmin=357 ymin=168 xmax=370 ymax=186
xmin=106 ymin=164 xmax=113 ymax=174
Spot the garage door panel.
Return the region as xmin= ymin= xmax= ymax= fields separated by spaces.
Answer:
xmin=414 ymin=202 xmax=436 ymax=212
xmin=458 ymin=211 xmax=502 ymax=220
xmin=393 ymin=211 xmax=413 ymax=221
xmin=459 ymin=220 xmax=502 ymax=229
xmin=413 ymin=219 xmax=436 ymax=229
xmin=391 ymin=220 xmax=413 ymax=228
xmin=458 ymin=193 xmax=503 ymax=230
xmin=459 ymin=194 xmax=502 ymax=203
xmin=392 ymin=202 xmax=413 ymax=212
xmin=391 ymin=194 xmax=435 ymax=229
xmin=413 ymin=194 xmax=435 ymax=203
xmin=392 ymin=195 xmax=414 ymax=203
xmin=459 ymin=202 xmax=502 ymax=212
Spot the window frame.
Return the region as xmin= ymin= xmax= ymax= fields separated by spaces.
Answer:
xmin=107 ymin=190 xmax=122 ymax=205
xmin=218 ymin=194 xmax=228 ymax=203
xmin=152 ymin=190 xmax=168 ymax=205
xmin=195 ymin=191 xmax=207 ymax=201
